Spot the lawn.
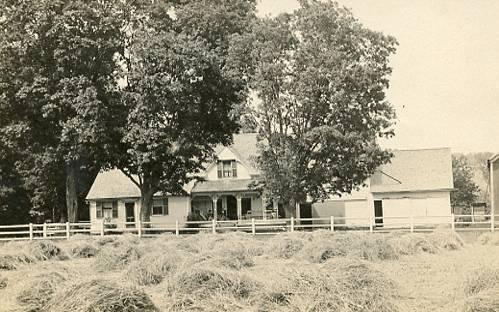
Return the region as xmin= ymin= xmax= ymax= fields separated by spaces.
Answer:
xmin=0 ymin=230 xmax=498 ymax=312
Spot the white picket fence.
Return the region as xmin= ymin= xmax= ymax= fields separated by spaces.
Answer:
xmin=0 ymin=214 xmax=497 ymax=242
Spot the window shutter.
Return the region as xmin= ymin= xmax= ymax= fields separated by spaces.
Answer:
xmin=96 ymin=202 xmax=103 ymax=219
xmin=232 ymin=161 xmax=237 ymax=178
xmin=112 ymin=201 xmax=118 ymax=218
xmin=217 ymin=161 xmax=223 ymax=178
xmin=163 ymin=198 xmax=169 ymax=215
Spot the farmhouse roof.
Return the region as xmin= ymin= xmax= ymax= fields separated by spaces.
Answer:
xmin=370 ymin=147 xmax=454 ymax=193
xmin=213 ymin=133 xmax=259 ymax=175
xmin=86 ymin=170 xmax=142 ymax=200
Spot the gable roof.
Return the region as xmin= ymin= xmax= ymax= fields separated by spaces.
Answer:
xmin=86 ymin=169 xmax=142 ymax=200
xmin=210 ymin=133 xmax=259 ymax=175
xmin=370 ymin=148 xmax=454 ymax=193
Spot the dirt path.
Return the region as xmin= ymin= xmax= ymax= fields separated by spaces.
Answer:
xmin=375 ymin=244 xmax=499 ymax=312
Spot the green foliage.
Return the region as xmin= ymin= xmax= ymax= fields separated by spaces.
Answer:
xmin=248 ymin=0 xmax=398 ymax=213
xmin=451 ymin=154 xmax=480 ymax=208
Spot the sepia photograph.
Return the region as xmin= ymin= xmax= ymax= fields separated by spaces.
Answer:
xmin=1 ymin=0 xmax=499 ymax=311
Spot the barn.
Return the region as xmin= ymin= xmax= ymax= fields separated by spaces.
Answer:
xmin=310 ymin=148 xmax=454 ymax=227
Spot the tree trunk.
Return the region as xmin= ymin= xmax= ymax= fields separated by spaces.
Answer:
xmin=66 ymin=161 xmax=79 ymax=223
xmin=140 ymin=175 xmax=155 ymax=222
xmin=284 ymin=197 xmax=296 ymax=218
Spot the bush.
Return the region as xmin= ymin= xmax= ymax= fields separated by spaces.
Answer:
xmin=45 ymin=279 xmax=157 ymax=312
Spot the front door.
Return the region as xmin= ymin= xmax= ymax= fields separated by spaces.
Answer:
xmin=125 ymin=202 xmax=135 ymax=228
xmin=300 ymin=203 xmax=312 ymax=225
xmin=226 ymin=196 xmax=237 ymax=220
xmin=374 ymin=200 xmax=383 ymax=227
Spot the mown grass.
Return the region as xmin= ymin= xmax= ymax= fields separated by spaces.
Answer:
xmin=0 ymin=230 xmax=496 ymax=312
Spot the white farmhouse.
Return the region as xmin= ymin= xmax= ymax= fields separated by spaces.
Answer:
xmin=86 ymin=133 xmax=454 ymax=230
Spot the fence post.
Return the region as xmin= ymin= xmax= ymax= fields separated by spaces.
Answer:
xmin=66 ymin=222 xmax=70 ymax=240
xmin=410 ymin=215 xmax=414 ymax=233
xmin=492 ymin=211 xmax=495 ymax=233
xmin=29 ymin=223 xmax=33 ymax=240
xmin=251 ymin=218 xmax=256 ymax=235
xmin=369 ymin=217 xmax=374 ymax=233
xmin=100 ymin=219 xmax=105 ymax=236
xmin=175 ymin=219 xmax=179 ymax=236
xmin=330 ymin=216 xmax=335 ymax=232
xmin=43 ymin=223 xmax=47 ymax=238
xmin=451 ymin=213 xmax=455 ymax=231
xmin=290 ymin=217 xmax=294 ymax=232
xmin=212 ymin=219 xmax=216 ymax=234
xmin=137 ymin=220 xmax=142 ymax=238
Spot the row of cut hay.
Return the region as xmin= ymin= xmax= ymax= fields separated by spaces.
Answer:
xmin=265 ymin=230 xmax=464 ymax=262
xmin=0 ymin=240 xmax=68 ymax=270
xmin=462 ymin=266 xmax=499 ymax=312
xmin=16 ymin=271 xmax=67 ymax=311
xmin=125 ymin=251 xmax=183 ymax=286
xmin=43 ymin=278 xmax=157 ymax=312
xmin=477 ymin=232 xmax=499 ymax=246
xmin=254 ymin=257 xmax=399 ymax=312
xmin=146 ymin=249 xmax=400 ymax=311
xmin=153 ymin=263 xmax=261 ymax=311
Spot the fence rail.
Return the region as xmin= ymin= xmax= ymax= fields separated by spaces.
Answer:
xmin=0 ymin=213 xmax=497 ymax=242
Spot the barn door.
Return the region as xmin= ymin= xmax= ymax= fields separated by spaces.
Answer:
xmin=374 ymin=200 xmax=383 ymax=227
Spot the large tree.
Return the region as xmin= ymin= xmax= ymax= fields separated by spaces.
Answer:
xmin=116 ymin=0 xmax=257 ymax=221
xmin=451 ymin=154 xmax=480 ymax=208
xmin=249 ymin=0 xmax=398 ymax=216
xmin=0 ymin=0 xmax=127 ymax=221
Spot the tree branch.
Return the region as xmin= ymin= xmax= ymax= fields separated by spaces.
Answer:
xmin=120 ymin=168 xmax=141 ymax=189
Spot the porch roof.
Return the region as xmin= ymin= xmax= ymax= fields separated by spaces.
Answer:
xmin=191 ymin=179 xmax=259 ymax=194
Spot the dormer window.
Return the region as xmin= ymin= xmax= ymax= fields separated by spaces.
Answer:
xmin=217 ymin=160 xmax=237 ymax=178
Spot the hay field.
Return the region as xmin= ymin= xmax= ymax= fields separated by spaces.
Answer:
xmin=0 ymin=230 xmax=499 ymax=312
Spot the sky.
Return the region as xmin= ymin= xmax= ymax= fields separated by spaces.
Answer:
xmin=257 ymin=0 xmax=499 ymax=153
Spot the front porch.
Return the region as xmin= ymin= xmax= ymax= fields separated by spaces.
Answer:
xmin=190 ymin=193 xmax=281 ymax=221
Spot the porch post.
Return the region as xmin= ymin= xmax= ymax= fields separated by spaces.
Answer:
xmin=236 ymin=194 xmax=242 ymax=220
xmin=273 ymin=198 xmax=279 ymax=219
xmin=262 ymin=194 xmax=267 ymax=220
xmin=211 ymin=195 xmax=219 ymax=221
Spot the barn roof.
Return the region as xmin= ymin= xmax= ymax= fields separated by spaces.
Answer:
xmin=370 ymin=148 xmax=454 ymax=193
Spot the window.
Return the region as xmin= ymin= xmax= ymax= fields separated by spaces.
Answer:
xmin=96 ymin=202 xmax=103 ymax=219
xmin=96 ymin=201 xmax=118 ymax=219
xmin=241 ymin=198 xmax=251 ymax=216
xmin=217 ymin=160 xmax=237 ymax=178
xmin=152 ymin=198 xmax=168 ymax=216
